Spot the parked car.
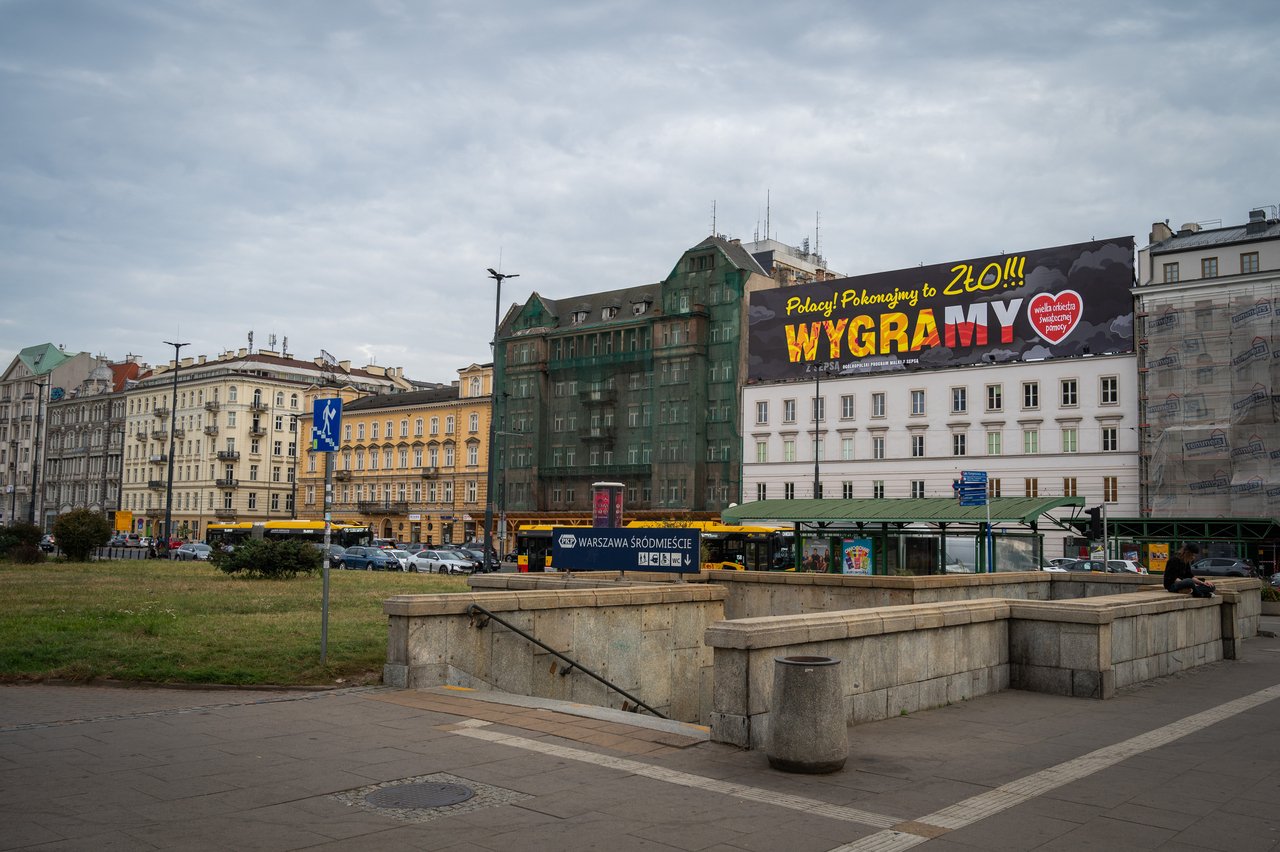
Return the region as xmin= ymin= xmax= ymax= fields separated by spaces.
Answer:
xmin=401 ymin=543 xmax=427 ymax=554
xmin=1106 ymin=559 xmax=1148 ymax=574
xmin=337 ymin=546 xmax=401 ymax=571
xmin=1058 ymin=559 xmax=1108 ymax=572
xmin=171 ymin=543 xmax=213 ymax=561
xmin=307 ymin=544 xmax=348 ymax=562
xmin=386 ymin=549 xmax=413 ymax=571
xmin=39 ymin=535 xmax=56 ymax=553
xmin=371 ymin=538 xmax=397 ymax=550
xmin=436 ymin=543 xmax=482 ymax=570
xmin=460 ymin=546 xmax=501 ymax=572
xmin=1041 ymin=558 xmax=1075 ymax=571
xmin=408 ymin=549 xmax=475 ymax=575
xmin=1190 ymin=557 xmax=1253 ymax=578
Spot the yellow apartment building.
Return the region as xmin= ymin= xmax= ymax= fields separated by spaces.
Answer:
xmin=298 ymin=364 xmax=494 ymax=545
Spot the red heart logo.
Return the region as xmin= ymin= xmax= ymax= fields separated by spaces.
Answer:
xmin=1027 ymin=290 xmax=1083 ymax=344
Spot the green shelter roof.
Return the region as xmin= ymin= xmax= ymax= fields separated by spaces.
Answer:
xmin=722 ymin=497 xmax=1084 ymax=527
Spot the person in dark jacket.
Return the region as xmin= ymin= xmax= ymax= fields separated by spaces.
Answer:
xmin=1163 ymin=543 xmax=1214 ymax=597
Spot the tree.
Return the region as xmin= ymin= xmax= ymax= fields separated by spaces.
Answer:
xmin=212 ymin=538 xmax=321 ymax=579
xmin=51 ymin=510 xmax=113 ymax=562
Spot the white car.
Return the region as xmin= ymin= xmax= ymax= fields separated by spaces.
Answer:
xmin=1106 ymin=559 xmax=1148 ymax=575
xmin=1041 ymin=558 xmax=1075 ymax=572
xmin=408 ymin=549 xmax=474 ymax=575
xmin=386 ymin=549 xmax=412 ymax=571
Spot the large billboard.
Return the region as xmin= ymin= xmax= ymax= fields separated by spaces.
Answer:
xmin=747 ymin=237 xmax=1135 ymax=381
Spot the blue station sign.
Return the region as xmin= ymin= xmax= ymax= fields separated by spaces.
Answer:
xmin=551 ymin=527 xmax=701 ymax=573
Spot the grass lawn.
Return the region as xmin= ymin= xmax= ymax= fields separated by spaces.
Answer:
xmin=0 ymin=559 xmax=468 ymax=686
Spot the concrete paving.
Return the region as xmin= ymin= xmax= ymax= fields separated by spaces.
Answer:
xmin=3 ymin=616 xmax=1280 ymax=851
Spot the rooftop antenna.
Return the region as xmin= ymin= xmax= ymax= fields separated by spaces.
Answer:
xmin=815 ymin=211 xmax=822 ymax=259
xmin=710 ymin=200 xmax=716 ymax=237
xmin=247 ymin=330 xmax=254 ymax=353
xmin=281 ymin=336 xmax=289 ymax=358
xmin=766 ymin=189 xmax=771 ymax=241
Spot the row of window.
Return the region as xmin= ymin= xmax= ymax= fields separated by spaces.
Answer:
xmin=756 ymin=425 xmax=1122 ymax=462
xmin=323 ymin=444 xmax=477 ymax=471
xmin=302 ymin=481 xmax=477 ymax=505
xmin=756 ymin=476 xmax=1122 ymax=502
xmin=755 ymin=377 xmax=1120 ymax=425
xmin=129 ymin=387 xmax=302 ymax=416
xmin=340 ymin=413 xmax=479 ymax=441
xmin=1162 ymin=251 xmax=1260 ymax=283
xmin=123 ymin=491 xmax=296 ymax=513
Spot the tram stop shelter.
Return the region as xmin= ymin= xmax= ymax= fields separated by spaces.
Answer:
xmin=721 ymin=497 xmax=1085 ymax=576
xmin=1057 ymin=514 xmax=1280 ymax=574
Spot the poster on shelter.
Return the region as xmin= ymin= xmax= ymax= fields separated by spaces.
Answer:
xmin=801 ymin=538 xmax=831 ymax=573
xmin=747 ymin=237 xmax=1135 ymax=381
xmin=842 ymin=539 xmax=873 ymax=575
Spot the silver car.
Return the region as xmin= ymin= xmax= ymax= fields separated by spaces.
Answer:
xmin=408 ymin=549 xmax=474 ymax=575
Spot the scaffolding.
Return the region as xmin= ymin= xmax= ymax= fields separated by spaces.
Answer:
xmin=1138 ymin=278 xmax=1279 ymax=516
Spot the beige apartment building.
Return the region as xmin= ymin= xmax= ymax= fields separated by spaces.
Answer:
xmin=120 ymin=349 xmax=413 ymax=540
xmin=297 ymin=364 xmax=494 ymax=546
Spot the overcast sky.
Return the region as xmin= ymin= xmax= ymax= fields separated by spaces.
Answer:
xmin=2 ymin=0 xmax=1276 ymax=384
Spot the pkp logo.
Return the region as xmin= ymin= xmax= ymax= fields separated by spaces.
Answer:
xmin=557 ymin=534 xmax=578 ymax=549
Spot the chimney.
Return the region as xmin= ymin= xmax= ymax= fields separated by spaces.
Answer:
xmin=1177 ymin=222 xmax=1201 ymax=236
xmin=1149 ymin=221 xmax=1174 ymax=244
xmin=338 ymin=360 xmax=351 ymax=372
xmin=198 ymin=355 xmax=207 ymax=365
xmin=180 ymin=357 xmax=194 ymax=367
xmin=237 ymin=348 xmax=247 ymax=358
xmin=1247 ymin=208 xmax=1268 ymax=235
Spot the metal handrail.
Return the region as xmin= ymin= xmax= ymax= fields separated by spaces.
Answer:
xmin=464 ymin=603 xmax=667 ymax=719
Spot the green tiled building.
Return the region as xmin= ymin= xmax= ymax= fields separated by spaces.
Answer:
xmin=496 ymin=236 xmax=780 ymax=517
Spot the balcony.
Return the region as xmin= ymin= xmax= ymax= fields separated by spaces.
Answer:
xmin=214 ymin=507 xmax=236 ymax=519
xmin=204 ymin=425 xmax=219 ymax=436
xmin=580 ymin=425 xmax=615 ymax=441
xmin=248 ymin=426 xmax=266 ymax=438
xmin=357 ymin=501 xmax=409 ymax=515
xmin=334 ymin=470 xmax=352 ymax=480
xmin=204 ymin=400 xmax=221 ymax=412
xmin=215 ymin=478 xmax=240 ymax=488
xmin=172 ymin=428 xmax=185 ymax=440
xmin=249 ymin=401 xmax=269 ymax=413
xmin=216 ymin=450 xmax=240 ymax=461
xmin=148 ymin=453 xmax=167 ymax=464
xmin=147 ymin=479 xmax=166 ymax=490
xmin=153 ymin=407 xmax=170 ymax=418
xmin=420 ymin=467 xmax=440 ymax=478
xmin=145 ymin=507 xmax=165 ymax=518
xmin=150 ymin=430 xmax=168 ymax=442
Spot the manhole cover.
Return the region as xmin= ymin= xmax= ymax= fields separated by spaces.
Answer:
xmin=365 ymin=782 xmax=475 ymax=810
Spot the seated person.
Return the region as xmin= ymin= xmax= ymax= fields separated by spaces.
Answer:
xmin=1163 ymin=543 xmax=1215 ymax=597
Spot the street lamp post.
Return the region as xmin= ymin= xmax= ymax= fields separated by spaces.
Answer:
xmin=29 ymin=381 xmax=47 ymax=526
xmin=484 ymin=267 xmax=518 ymax=570
xmin=7 ymin=439 xmax=16 ymax=525
xmin=287 ymin=413 xmax=304 ymax=519
xmin=161 ymin=340 xmax=188 ymax=552
xmin=812 ymin=366 xmax=825 ymax=499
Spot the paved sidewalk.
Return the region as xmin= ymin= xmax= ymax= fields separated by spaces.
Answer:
xmin=2 ymin=617 xmax=1279 ymax=851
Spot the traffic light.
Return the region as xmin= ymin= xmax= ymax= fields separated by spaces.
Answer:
xmin=1086 ymin=506 xmax=1103 ymax=539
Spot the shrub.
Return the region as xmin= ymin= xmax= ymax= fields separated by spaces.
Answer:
xmin=212 ymin=537 xmax=322 ymax=579
xmin=1261 ymin=584 xmax=1280 ymax=604
xmin=8 ymin=542 xmax=44 ymax=564
xmin=0 ymin=522 xmax=43 ymax=558
xmin=51 ymin=509 xmax=113 ymax=562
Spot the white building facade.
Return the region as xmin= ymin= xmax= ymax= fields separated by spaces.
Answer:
xmin=741 ymin=354 xmax=1140 ymax=557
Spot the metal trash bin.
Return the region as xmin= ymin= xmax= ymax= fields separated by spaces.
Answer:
xmin=766 ymin=655 xmax=847 ymax=773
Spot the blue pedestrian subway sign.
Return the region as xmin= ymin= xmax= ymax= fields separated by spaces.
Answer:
xmin=551 ymin=527 xmax=701 ymax=573
xmin=312 ymin=398 xmax=342 ymax=453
